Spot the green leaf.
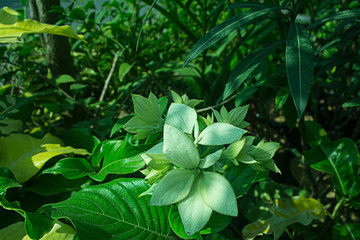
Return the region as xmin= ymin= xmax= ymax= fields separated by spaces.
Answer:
xmin=118 ymin=62 xmax=134 ymax=82
xmin=242 ymin=196 xmax=326 ymax=240
xmin=42 ymin=178 xmax=176 ymax=240
xmin=183 ymin=7 xmax=283 ymax=66
xmin=178 ymin=178 xmax=212 ymax=237
xmin=64 ymin=128 xmax=100 ymax=153
xmin=332 ymin=223 xmax=360 ymax=240
xmin=0 ymin=134 xmax=89 ymax=183
xmin=304 ymin=121 xmax=330 ymax=148
xmin=0 ymin=117 xmax=22 ymax=135
xmin=0 ymin=7 xmax=18 ymax=25
xmin=0 ymin=167 xmax=21 ymax=193
xmin=90 ymin=140 xmax=146 ymax=181
xmin=199 ymin=149 xmax=223 ymax=169
xmin=168 ymin=205 xmax=202 ymax=240
xmin=223 ymin=41 xmax=284 ymax=100
xmin=248 ymin=140 xmax=280 ymax=160
xmin=0 ymin=221 xmax=76 ymax=240
xmin=166 ymin=103 xmax=197 ymax=134
xmin=342 ymin=98 xmax=360 ymax=108
xmin=163 ymin=124 xmax=200 ymax=169
xmin=199 ymin=172 xmax=238 ymax=216
xmin=42 ymin=158 xmax=93 ymax=179
xmin=150 ymin=169 xmax=196 ymax=206
xmin=55 ymin=75 xmax=76 ymax=85
xmin=132 ymin=93 xmax=162 ymax=123
xmin=198 ymin=123 xmax=246 ymax=146
xmin=286 ymin=23 xmax=314 ymax=119
xmin=25 ymin=212 xmax=55 ymax=240
xmin=222 ymin=139 xmax=246 ymax=160
xmin=0 ymin=8 xmax=85 ymax=43
xmin=275 ymin=89 xmax=289 ymax=111
xmin=305 ymin=138 xmax=360 ymax=197
xmin=227 ymin=105 xmax=249 ymax=127
xmin=308 ymin=9 xmax=360 ymax=29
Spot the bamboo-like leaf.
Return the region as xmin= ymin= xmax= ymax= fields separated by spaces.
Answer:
xmin=183 ymin=7 xmax=283 ymax=66
xmin=223 ymin=41 xmax=284 ymax=100
xmin=307 ymin=9 xmax=360 ymax=29
xmin=42 ymin=178 xmax=176 ymax=240
xmin=286 ymin=23 xmax=314 ymax=118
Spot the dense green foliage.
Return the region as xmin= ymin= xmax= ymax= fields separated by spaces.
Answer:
xmin=1 ymin=0 xmax=360 ymax=239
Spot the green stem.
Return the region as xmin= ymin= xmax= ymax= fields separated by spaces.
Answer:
xmin=330 ymin=198 xmax=344 ymax=220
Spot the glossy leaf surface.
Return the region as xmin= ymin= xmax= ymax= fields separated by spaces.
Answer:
xmin=42 ymin=158 xmax=93 ymax=179
xmin=166 ymin=103 xmax=197 ymax=134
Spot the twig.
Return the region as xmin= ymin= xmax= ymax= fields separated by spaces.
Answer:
xmin=197 ymin=93 xmax=237 ymax=113
xmin=96 ymin=51 xmax=120 ymax=114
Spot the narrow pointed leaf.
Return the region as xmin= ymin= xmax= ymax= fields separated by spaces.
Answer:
xmin=150 ymin=169 xmax=196 ymax=206
xmin=198 ymin=123 xmax=246 ymax=146
xmin=42 ymin=178 xmax=176 ymax=240
xmin=178 ymin=179 xmax=212 ymax=237
xmin=308 ymin=9 xmax=360 ymax=29
xmin=163 ymin=124 xmax=200 ymax=168
xmin=223 ymin=41 xmax=284 ymax=99
xmin=183 ymin=7 xmax=283 ymax=66
xmin=199 ymin=172 xmax=238 ymax=216
xmin=166 ymin=103 xmax=197 ymax=134
xmin=286 ymin=23 xmax=314 ymax=118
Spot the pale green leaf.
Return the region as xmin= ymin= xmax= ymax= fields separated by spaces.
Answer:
xmin=150 ymin=169 xmax=196 ymax=206
xmin=286 ymin=23 xmax=314 ymax=119
xmin=132 ymin=94 xmax=162 ymax=123
xmin=248 ymin=140 xmax=280 ymax=160
xmin=0 ymin=18 xmax=85 ymax=43
xmin=227 ymin=105 xmax=249 ymax=127
xmin=199 ymin=172 xmax=238 ymax=216
xmin=199 ymin=149 xmax=223 ymax=169
xmin=118 ymin=62 xmax=134 ymax=82
xmin=0 ymin=134 xmax=89 ymax=183
xmin=178 ymin=178 xmax=212 ymax=237
xmin=166 ymin=103 xmax=197 ymax=134
xmin=222 ymin=139 xmax=246 ymax=160
xmin=242 ymin=196 xmax=326 ymax=240
xmin=55 ymin=75 xmax=76 ymax=85
xmin=198 ymin=123 xmax=246 ymax=146
xmin=163 ymin=124 xmax=200 ymax=169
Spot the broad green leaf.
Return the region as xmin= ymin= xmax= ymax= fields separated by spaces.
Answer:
xmin=90 ymin=140 xmax=147 ymax=181
xmin=0 ymin=167 xmax=21 ymax=193
xmin=248 ymin=140 xmax=280 ymax=160
xmin=0 ymin=221 xmax=76 ymax=240
xmin=227 ymin=105 xmax=249 ymax=127
xmin=308 ymin=9 xmax=360 ymax=29
xmin=42 ymin=158 xmax=93 ymax=179
xmin=199 ymin=149 xmax=223 ymax=169
xmin=305 ymin=138 xmax=360 ymax=197
xmin=163 ymin=124 xmax=200 ymax=169
xmin=24 ymin=212 xmax=55 ymax=240
xmin=0 ymin=7 xmax=18 ymax=25
xmin=64 ymin=128 xmax=100 ymax=153
xmin=168 ymin=205 xmax=202 ymax=240
xmin=166 ymin=103 xmax=197 ymax=134
xmin=150 ymin=169 xmax=196 ymax=206
xmin=199 ymin=172 xmax=238 ymax=216
xmin=242 ymin=196 xmax=326 ymax=240
xmin=0 ymin=117 xmax=22 ymax=135
xmin=286 ymin=23 xmax=314 ymax=119
xmin=198 ymin=123 xmax=246 ymax=146
xmin=42 ymin=178 xmax=176 ymax=240
xmin=223 ymin=41 xmax=284 ymax=100
xmin=332 ymin=223 xmax=360 ymax=240
xmin=0 ymin=13 xmax=85 ymax=43
xmin=304 ymin=121 xmax=330 ymax=148
xmin=183 ymin=7 xmax=283 ymax=66
xmin=0 ymin=134 xmax=89 ymax=183
xmin=132 ymin=93 xmax=162 ymax=123
xmin=178 ymin=178 xmax=212 ymax=237
xmin=123 ymin=115 xmax=162 ymax=139
xmin=118 ymin=62 xmax=134 ymax=82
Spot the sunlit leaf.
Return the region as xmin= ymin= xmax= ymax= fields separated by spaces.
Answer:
xmin=199 ymin=172 xmax=238 ymax=216
xmin=0 ymin=7 xmax=18 ymax=25
xmin=199 ymin=149 xmax=223 ymax=169
xmin=166 ymin=103 xmax=197 ymax=134
xmin=0 ymin=134 xmax=89 ymax=183
xmin=286 ymin=23 xmax=314 ymax=119
xmin=150 ymin=169 xmax=196 ymax=206
xmin=198 ymin=123 xmax=246 ymax=146
xmin=43 ymin=178 xmax=175 ymax=240
xmin=163 ymin=124 xmax=200 ymax=169
xmin=242 ymin=196 xmax=326 ymax=240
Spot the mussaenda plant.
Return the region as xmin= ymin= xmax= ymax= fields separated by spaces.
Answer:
xmin=124 ymin=91 xmax=281 ymax=237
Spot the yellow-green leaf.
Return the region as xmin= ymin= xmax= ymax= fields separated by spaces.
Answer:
xmin=0 ymin=221 xmax=75 ymax=240
xmin=0 ymin=7 xmax=86 ymax=43
xmin=0 ymin=133 xmax=89 ymax=183
xmin=242 ymin=196 xmax=326 ymax=240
